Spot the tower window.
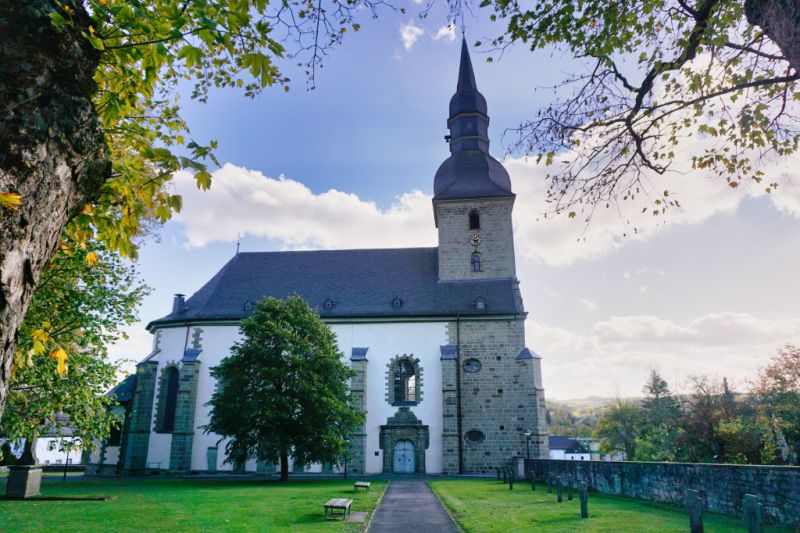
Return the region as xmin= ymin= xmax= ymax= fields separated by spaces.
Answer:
xmin=469 ymin=211 xmax=480 ymax=230
xmin=471 ymin=253 xmax=481 ymax=272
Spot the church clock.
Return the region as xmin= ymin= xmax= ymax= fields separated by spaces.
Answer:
xmin=469 ymin=233 xmax=482 ymax=247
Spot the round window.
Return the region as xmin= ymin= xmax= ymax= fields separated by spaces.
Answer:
xmin=465 ymin=430 xmax=485 ymax=443
xmin=463 ymin=358 xmax=482 ymax=373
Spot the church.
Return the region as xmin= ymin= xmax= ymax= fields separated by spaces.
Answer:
xmin=97 ymin=40 xmax=549 ymax=476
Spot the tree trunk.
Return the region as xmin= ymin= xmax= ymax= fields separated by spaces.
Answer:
xmin=279 ymin=450 xmax=289 ymax=481
xmin=0 ymin=1 xmax=110 ymax=418
xmin=746 ymin=0 xmax=800 ymax=73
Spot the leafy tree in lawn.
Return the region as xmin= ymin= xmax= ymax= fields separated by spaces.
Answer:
xmin=205 ymin=296 xmax=363 ymax=481
xmin=593 ymin=398 xmax=643 ymax=459
xmin=466 ymin=0 xmax=800 ymax=220
xmin=0 ymin=237 xmax=148 ymax=462
xmin=0 ymin=0 xmax=391 ymax=419
xmin=751 ymin=344 xmax=800 ymax=464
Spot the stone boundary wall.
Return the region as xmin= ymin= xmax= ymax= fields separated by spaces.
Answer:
xmin=527 ymin=458 xmax=800 ymax=526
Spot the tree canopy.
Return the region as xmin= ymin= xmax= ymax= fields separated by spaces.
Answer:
xmin=479 ymin=0 xmax=799 ymax=220
xmin=1 ymin=237 xmax=148 ymax=457
xmin=0 ymin=0 xmax=389 ymax=419
xmin=205 ymin=296 xmax=363 ymax=481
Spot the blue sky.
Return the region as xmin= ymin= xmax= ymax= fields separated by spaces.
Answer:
xmin=110 ymin=4 xmax=800 ymax=399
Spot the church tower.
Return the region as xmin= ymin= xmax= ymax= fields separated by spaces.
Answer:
xmin=434 ymin=39 xmax=517 ymax=282
xmin=436 ymin=39 xmax=548 ymax=474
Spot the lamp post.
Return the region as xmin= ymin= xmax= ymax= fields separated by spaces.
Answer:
xmin=523 ymin=429 xmax=531 ymax=460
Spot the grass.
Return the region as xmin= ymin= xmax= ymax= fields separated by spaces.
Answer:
xmin=0 ymin=476 xmax=386 ymax=532
xmin=429 ymin=478 xmax=792 ymax=533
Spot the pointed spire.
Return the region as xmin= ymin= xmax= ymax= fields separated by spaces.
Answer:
xmin=457 ymin=37 xmax=478 ymax=92
xmin=449 ymin=39 xmax=487 ymax=119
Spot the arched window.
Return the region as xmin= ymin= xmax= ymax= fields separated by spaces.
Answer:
xmin=469 ymin=211 xmax=480 ymax=230
xmin=471 ymin=253 xmax=481 ymax=272
xmin=161 ymin=367 xmax=179 ymax=433
xmin=394 ymin=360 xmax=416 ymax=403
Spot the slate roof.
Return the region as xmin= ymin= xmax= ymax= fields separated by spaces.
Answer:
xmin=107 ymin=374 xmax=137 ymax=403
xmin=549 ymin=435 xmax=589 ymax=454
xmin=434 ymin=39 xmax=514 ymax=201
xmin=449 ymin=37 xmax=488 ymax=118
xmin=148 ymin=248 xmax=524 ymax=329
xmin=434 ymin=150 xmax=513 ymax=200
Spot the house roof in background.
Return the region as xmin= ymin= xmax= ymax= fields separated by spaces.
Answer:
xmin=548 ymin=435 xmax=589 ymax=454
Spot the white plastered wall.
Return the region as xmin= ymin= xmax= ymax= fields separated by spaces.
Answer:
xmin=146 ymin=320 xmax=448 ymax=473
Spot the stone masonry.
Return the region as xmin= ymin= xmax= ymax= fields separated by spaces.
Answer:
xmin=349 ymin=357 xmax=367 ymax=475
xmin=449 ymin=318 xmax=548 ymax=473
xmin=169 ymin=360 xmax=200 ymax=471
xmin=440 ymin=349 xmax=460 ymax=475
xmin=436 ymin=198 xmax=516 ymax=281
xmin=529 ymin=459 xmax=800 ymax=527
xmin=122 ymin=360 xmax=158 ymax=473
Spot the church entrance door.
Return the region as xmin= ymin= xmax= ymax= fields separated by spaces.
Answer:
xmin=393 ymin=440 xmax=416 ymax=473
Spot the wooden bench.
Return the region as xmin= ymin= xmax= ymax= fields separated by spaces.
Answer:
xmin=353 ymin=481 xmax=371 ymax=493
xmin=324 ymin=498 xmax=352 ymax=520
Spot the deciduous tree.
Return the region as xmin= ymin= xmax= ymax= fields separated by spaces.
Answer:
xmin=204 ymin=296 xmax=363 ymax=481
xmin=1 ymin=237 xmax=148 ymax=461
xmin=477 ymin=0 xmax=799 ymax=220
xmin=0 ymin=0 xmax=387 ymax=419
xmin=594 ymin=398 xmax=643 ymax=459
xmin=751 ymin=344 xmax=800 ymax=464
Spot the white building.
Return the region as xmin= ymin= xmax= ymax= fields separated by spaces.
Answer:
xmin=548 ymin=436 xmax=592 ymax=461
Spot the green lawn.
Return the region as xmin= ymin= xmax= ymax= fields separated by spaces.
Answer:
xmin=429 ymin=478 xmax=791 ymax=533
xmin=0 ymin=476 xmax=385 ymax=532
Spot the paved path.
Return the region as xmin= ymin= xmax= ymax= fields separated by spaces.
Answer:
xmin=369 ymin=479 xmax=459 ymax=533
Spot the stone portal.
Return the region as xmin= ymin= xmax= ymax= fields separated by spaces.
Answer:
xmin=379 ymin=407 xmax=429 ymax=474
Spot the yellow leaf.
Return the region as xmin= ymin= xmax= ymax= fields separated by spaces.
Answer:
xmin=32 ymin=329 xmax=49 ymax=344
xmin=0 ymin=192 xmax=22 ymax=211
xmin=81 ymin=203 xmax=94 ymax=215
xmin=99 ymin=0 xmax=109 ymax=6
xmin=85 ymin=252 xmax=99 ymax=267
xmin=50 ymin=348 xmax=69 ymax=376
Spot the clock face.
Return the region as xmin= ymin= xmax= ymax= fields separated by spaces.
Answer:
xmin=469 ymin=233 xmax=482 ymax=247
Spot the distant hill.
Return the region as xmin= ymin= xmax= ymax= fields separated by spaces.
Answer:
xmin=549 ymin=397 xmax=635 ymax=415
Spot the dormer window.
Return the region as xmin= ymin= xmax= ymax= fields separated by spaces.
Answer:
xmin=474 ymin=297 xmax=486 ymax=311
xmin=391 ymin=296 xmax=403 ymax=309
xmin=471 ymin=253 xmax=481 ymax=272
xmin=469 ymin=211 xmax=480 ymax=230
xmin=323 ymin=298 xmax=335 ymax=310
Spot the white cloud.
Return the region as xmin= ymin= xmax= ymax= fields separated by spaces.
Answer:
xmin=172 ymin=164 xmax=435 ymax=250
xmin=399 ymin=22 xmax=424 ymax=50
xmin=530 ymin=312 xmax=800 ymax=399
xmin=432 ymin=24 xmax=456 ymax=42
xmin=579 ymin=298 xmax=598 ymax=311
xmin=108 ymin=325 xmax=154 ymax=374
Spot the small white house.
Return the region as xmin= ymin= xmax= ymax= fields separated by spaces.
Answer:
xmin=34 ymin=435 xmax=81 ymax=466
xmin=548 ymin=436 xmax=592 ymax=461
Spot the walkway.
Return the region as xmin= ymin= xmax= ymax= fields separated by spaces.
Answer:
xmin=369 ymin=479 xmax=459 ymax=533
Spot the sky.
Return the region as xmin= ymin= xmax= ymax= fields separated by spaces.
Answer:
xmin=108 ymin=3 xmax=800 ymax=400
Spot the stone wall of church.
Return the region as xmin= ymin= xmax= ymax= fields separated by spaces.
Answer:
xmin=436 ymin=197 xmax=516 ymax=281
xmin=447 ymin=317 xmax=548 ymax=473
